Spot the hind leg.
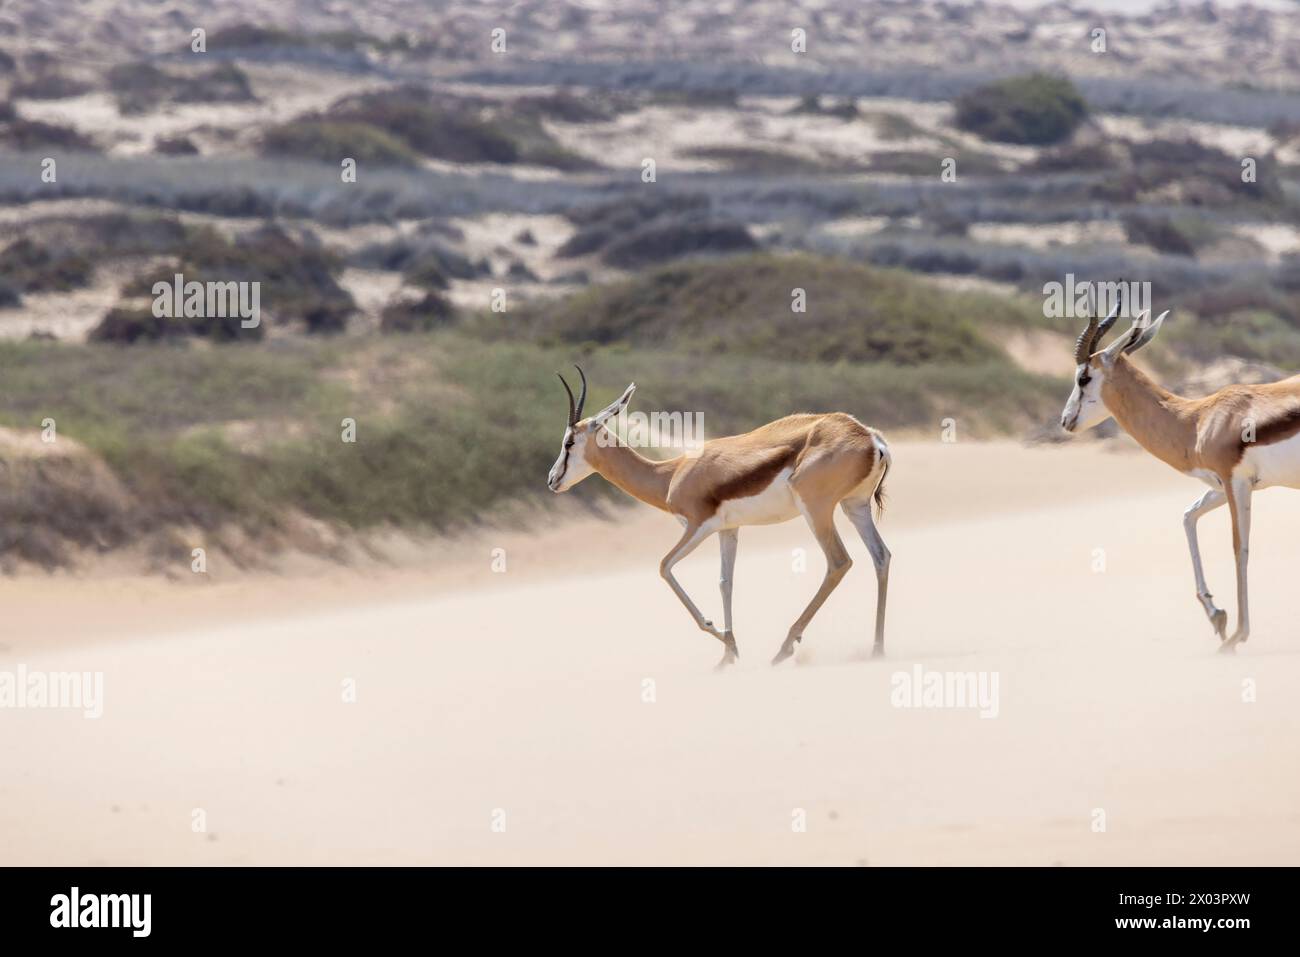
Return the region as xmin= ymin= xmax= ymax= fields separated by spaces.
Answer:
xmin=772 ymin=503 xmax=852 ymax=665
xmin=716 ymin=528 xmax=739 ymax=669
xmin=1220 ymin=478 xmax=1252 ymax=654
xmin=843 ymin=499 xmax=891 ymax=657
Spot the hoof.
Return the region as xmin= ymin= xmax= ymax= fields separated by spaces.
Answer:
xmin=1220 ymin=630 xmax=1248 ymax=654
xmin=771 ymin=636 xmax=799 ymax=666
xmin=1210 ymin=609 xmax=1228 ymax=639
xmin=714 ymin=633 xmax=739 ymax=671
xmin=871 ymin=644 xmax=885 ymax=659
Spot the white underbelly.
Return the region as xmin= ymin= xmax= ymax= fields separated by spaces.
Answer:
xmin=715 ymin=467 xmax=801 ymax=527
xmin=1241 ymin=434 xmax=1300 ymax=489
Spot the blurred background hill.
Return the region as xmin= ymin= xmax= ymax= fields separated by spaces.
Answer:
xmin=1 ymin=0 xmax=1298 ymax=570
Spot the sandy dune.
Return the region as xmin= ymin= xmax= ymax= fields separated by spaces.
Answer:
xmin=2 ymin=440 xmax=1299 ymax=865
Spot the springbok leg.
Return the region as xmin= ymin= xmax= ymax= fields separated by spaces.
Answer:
xmin=842 ymin=500 xmax=891 ymax=658
xmin=1220 ymin=478 xmax=1253 ymax=654
xmin=773 ymin=504 xmax=852 ymax=665
xmin=716 ymin=528 xmax=739 ymax=669
xmin=659 ymin=522 xmax=727 ymax=647
xmin=1182 ymin=488 xmax=1228 ymax=640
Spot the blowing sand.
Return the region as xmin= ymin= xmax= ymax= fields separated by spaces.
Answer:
xmin=2 ymin=440 xmax=1299 ymax=865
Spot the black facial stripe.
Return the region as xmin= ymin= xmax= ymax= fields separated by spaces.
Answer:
xmin=555 ymin=434 xmax=573 ymax=482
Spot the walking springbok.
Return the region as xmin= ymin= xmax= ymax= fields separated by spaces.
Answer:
xmin=1061 ymin=305 xmax=1300 ymax=652
xmin=546 ymin=367 xmax=892 ymax=668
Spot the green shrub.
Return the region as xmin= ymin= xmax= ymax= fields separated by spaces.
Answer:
xmin=1121 ymin=212 xmax=1218 ymax=257
xmin=0 ymin=238 xmax=95 ymax=292
xmin=155 ymin=135 xmax=200 ymax=156
xmin=108 ymin=61 xmax=256 ymax=114
xmin=380 ymin=293 xmax=455 ymax=333
xmin=329 ymin=89 xmax=519 ymax=163
xmin=121 ymin=224 xmax=354 ymax=336
xmin=89 ymin=305 xmax=266 ymax=344
xmin=89 ymin=307 xmax=188 ymax=344
xmin=260 ymin=119 xmax=421 ymax=167
xmin=954 ymin=73 xmax=1088 ymax=145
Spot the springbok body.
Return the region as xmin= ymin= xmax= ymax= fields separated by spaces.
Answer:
xmin=547 ymin=368 xmax=891 ymax=668
xmin=1061 ymin=306 xmax=1300 ymax=652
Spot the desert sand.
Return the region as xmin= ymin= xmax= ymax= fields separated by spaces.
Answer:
xmin=2 ymin=439 xmax=1298 ymax=865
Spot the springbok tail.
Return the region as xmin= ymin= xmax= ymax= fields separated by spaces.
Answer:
xmin=872 ymin=436 xmax=891 ymax=518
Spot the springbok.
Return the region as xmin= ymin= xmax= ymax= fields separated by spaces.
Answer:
xmin=1061 ymin=305 xmax=1300 ymax=652
xmin=546 ymin=367 xmax=892 ymax=668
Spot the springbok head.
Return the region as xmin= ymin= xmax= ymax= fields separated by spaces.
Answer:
xmin=1060 ymin=303 xmax=1169 ymax=433
xmin=547 ymin=365 xmax=636 ymax=492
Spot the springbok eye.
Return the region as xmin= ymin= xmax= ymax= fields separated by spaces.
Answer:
xmin=564 ymin=439 xmax=574 ymax=449
xmin=1078 ymin=373 xmax=1091 ymax=387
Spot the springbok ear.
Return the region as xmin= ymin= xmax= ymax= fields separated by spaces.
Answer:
xmin=1099 ymin=316 xmax=1145 ymax=364
xmin=1125 ymin=310 xmax=1169 ymax=355
xmin=592 ymin=383 xmax=636 ymax=424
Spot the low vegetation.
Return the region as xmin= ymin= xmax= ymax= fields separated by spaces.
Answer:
xmin=90 ymin=224 xmax=354 ymax=340
xmin=209 ymin=23 xmax=381 ymax=53
xmin=558 ymin=192 xmax=756 ymax=267
xmin=89 ymin=305 xmax=266 ymax=344
xmin=1121 ymin=212 xmax=1219 ymax=257
xmin=499 ymin=252 xmax=1045 ymax=365
xmin=1164 ymin=283 xmax=1300 ymax=369
xmin=261 ymin=86 xmax=598 ymax=170
xmin=0 ymin=329 xmax=1064 ymax=565
xmin=954 ymin=73 xmax=1088 ymax=146
xmin=0 ymin=237 xmax=95 ymax=296
xmin=107 ymin=62 xmax=257 ymax=114
xmin=261 ymin=119 xmax=421 ymax=168
xmin=380 ymin=293 xmax=456 ymax=333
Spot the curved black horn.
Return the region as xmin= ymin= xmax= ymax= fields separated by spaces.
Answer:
xmin=1074 ymin=300 xmax=1122 ymax=364
xmin=1091 ymin=300 xmax=1123 ymax=356
xmin=574 ymin=365 xmax=588 ymax=421
xmin=557 ymin=372 xmax=577 ymax=426
xmin=1073 ymin=315 xmax=1100 ymax=365
xmin=1095 ymin=308 xmax=1119 ymax=346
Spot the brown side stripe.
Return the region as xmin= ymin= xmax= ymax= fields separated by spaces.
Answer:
xmin=1245 ymin=404 xmax=1300 ymax=451
xmin=704 ymin=446 xmax=799 ymax=512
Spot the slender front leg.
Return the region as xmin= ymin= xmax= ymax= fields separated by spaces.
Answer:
xmin=1183 ymin=488 xmax=1227 ymax=640
xmin=772 ymin=506 xmax=852 ymax=665
xmin=659 ymin=522 xmax=727 ymax=646
xmin=1221 ymin=478 xmax=1252 ymax=654
xmin=716 ymin=528 xmax=739 ymax=668
xmin=843 ymin=501 xmax=891 ymax=658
